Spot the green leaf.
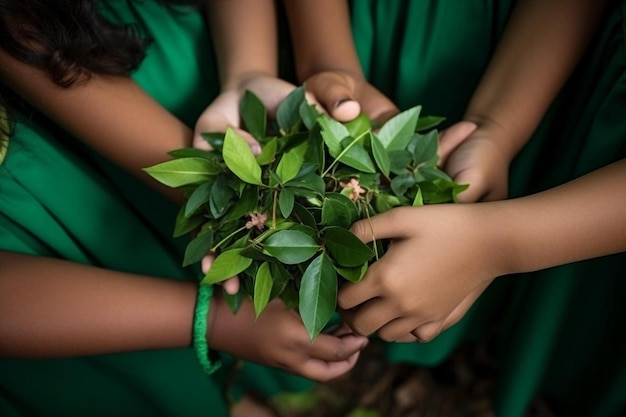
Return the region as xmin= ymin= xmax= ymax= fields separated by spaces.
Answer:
xmin=285 ymin=173 xmax=325 ymax=196
xmin=299 ymin=253 xmax=338 ymax=341
xmin=377 ymin=105 xmax=421 ymax=151
xmin=411 ymin=130 xmax=439 ymax=165
xmin=200 ymin=132 xmax=225 ymax=150
xmin=276 ymin=140 xmax=308 ymax=183
xmin=240 ymin=90 xmax=267 ymax=140
xmin=321 ymin=193 xmax=358 ymax=229
xmin=143 ymin=157 xmax=217 ymax=188
xmin=224 ymin=290 xmax=245 ymax=314
xmin=371 ymin=131 xmax=390 ymax=177
xmin=223 ymin=185 xmax=259 ymax=221
xmin=389 ymin=149 xmax=413 ymax=174
xmin=269 ymin=262 xmax=292 ymax=299
xmin=318 ymin=116 xmax=350 ymax=157
xmin=344 ymin=112 xmax=372 ymax=138
xmin=300 ymin=101 xmax=321 ymax=130
xmin=412 ymin=185 xmax=424 ymax=206
xmin=222 ymin=127 xmax=263 ymax=185
xmin=390 ymin=172 xmax=415 ymax=196
xmin=291 ymin=202 xmax=319 ymax=231
xmin=279 ymin=188 xmax=295 ymax=218
xmin=256 ymin=138 xmax=277 ymax=165
xmin=202 ymin=248 xmax=253 ymax=284
xmin=168 ymin=147 xmax=220 ymax=162
xmin=263 ymin=230 xmax=319 ymax=264
xmin=254 ymin=262 xmax=273 ymax=318
xmin=277 ymin=86 xmax=305 ymax=133
xmin=173 ymin=205 xmax=206 ymax=237
xmin=337 ymin=140 xmax=377 ymax=173
xmin=415 ymin=115 xmax=446 ymax=132
xmin=209 ymin=174 xmax=235 ymax=218
xmin=336 ymin=263 xmax=368 ymax=283
xmin=323 ymin=226 xmax=374 ymax=267
xmin=183 ymin=231 xmax=214 ymax=267
xmin=184 ymin=182 xmax=212 ymax=218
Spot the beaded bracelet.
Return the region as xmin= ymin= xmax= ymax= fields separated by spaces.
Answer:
xmin=193 ymin=284 xmax=221 ymax=375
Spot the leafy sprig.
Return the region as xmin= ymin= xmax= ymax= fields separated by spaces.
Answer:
xmin=144 ymin=86 xmax=468 ymax=340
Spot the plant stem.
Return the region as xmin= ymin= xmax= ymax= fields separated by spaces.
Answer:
xmin=211 ymin=225 xmax=247 ymax=252
xmin=322 ymin=130 xmax=370 ymax=176
xmin=272 ymin=189 xmax=278 ymax=229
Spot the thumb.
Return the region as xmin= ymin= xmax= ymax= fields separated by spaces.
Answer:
xmin=350 ymin=207 xmax=415 ymax=243
xmin=305 ymin=73 xmax=361 ymax=122
xmin=438 ymin=121 xmax=477 ymax=166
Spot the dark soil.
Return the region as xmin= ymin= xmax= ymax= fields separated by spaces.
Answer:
xmin=264 ymin=338 xmax=557 ymax=417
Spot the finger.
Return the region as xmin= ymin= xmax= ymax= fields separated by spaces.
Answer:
xmin=377 ymin=317 xmax=424 ymax=343
xmin=222 ymin=278 xmax=240 ymax=295
xmin=441 ymin=285 xmax=489 ymax=330
xmin=349 ymin=206 xmax=416 ymax=244
xmin=201 ymin=254 xmax=214 ymax=274
xmin=306 ymin=331 xmax=369 ymax=362
xmin=437 ymin=121 xmax=477 ymax=166
xmin=337 ymin=296 xmax=394 ymax=334
xmin=450 ymin=169 xmax=488 ymax=203
xmin=299 ymin=351 xmax=361 ymax=382
xmin=305 ymin=73 xmax=361 ymax=122
xmin=411 ymin=321 xmax=444 ymax=344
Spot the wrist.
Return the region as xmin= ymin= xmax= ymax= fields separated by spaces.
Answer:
xmin=462 ymin=113 xmax=521 ymax=164
xmin=221 ymin=70 xmax=277 ymax=93
xmin=469 ymin=201 xmax=521 ymax=278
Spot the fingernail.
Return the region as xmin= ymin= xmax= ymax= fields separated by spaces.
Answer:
xmin=334 ymin=98 xmax=351 ymax=109
xmin=251 ymin=145 xmax=261 ymax=155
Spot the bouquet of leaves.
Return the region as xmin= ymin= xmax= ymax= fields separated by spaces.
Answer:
xmin=144 ymin=87 xmax=467 ymax=340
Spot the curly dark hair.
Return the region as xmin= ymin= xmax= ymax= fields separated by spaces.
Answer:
xmin=0 ymin=0 xmax=201 ymax=136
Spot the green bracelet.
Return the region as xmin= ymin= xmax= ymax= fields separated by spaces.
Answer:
xmin=193 ymin=284 xmax=221 ymax=375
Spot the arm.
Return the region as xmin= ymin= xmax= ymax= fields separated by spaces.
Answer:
xmin=439 ymin=0 xmax=608 ymax=202
xmin=282 ymin=0 xmax=398 ymax=123
xmin=193 ymin=0 xmax=297 ymax=149
xmin=0 ymin=251 xmax=367 ymax=381
xmin=339 ymin=159 xmax=626 ymax=342
xmin=0 ymin=49 xmax=190 ymax=201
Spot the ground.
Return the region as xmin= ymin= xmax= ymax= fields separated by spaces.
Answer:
xmin=256 ymin=338 xmax=558 ymax=417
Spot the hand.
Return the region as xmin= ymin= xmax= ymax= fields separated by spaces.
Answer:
xmin=208 ymin=294 xmax=368 ymax=382
xmin=304 ymin=70 xmax=399 ymax=126
xmin=193 ymin=74 xmax=297 ymax=151
xmin=438 ymin=120 xmax=511 ymax=202
xmin=338 ymin=205 xmax=501 ymax=343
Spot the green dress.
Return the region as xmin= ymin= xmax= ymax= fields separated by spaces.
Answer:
xmin=0 ymin=2 xmax=313 ymax=416
xmin=350 ymin=1 xmax=626 ymax=416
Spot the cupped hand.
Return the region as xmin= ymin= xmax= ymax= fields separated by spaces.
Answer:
xmin=208 ymin=294 xmax=368 ymax=382
xmin=193 ymin=74 xmax=297 ymax=151
xmin=304 ymin=70 xmax=399 ymax=126
xmin=338 ymin=205 xmax=501 ymax=343
xmin=438 ymin=121 xmax=511 ymax=202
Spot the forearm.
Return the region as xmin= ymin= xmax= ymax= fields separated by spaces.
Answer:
xmin=465 ymin=0 xmax=607 ymax=160
xmin=207 ymin=0 xmax=278 ymax=90
xmin=0 ymin=252 xmax=198 ymax=358
xmin=0 ymin=50 xmax=192 ymax=200
xmin=282 ymin=0 xmax=364 ymax=82
xmin=489 ymin=160 xmax=626 ymax=275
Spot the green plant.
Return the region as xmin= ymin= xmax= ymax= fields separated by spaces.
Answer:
xmin=144 ymin=86 xmax=467 ymax=340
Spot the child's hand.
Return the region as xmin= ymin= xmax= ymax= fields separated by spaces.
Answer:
xmin=193 ymin=74 xmax=296 ymax=152
xmin=304 ymin=70 xmax=399 ymax=125
xmin=208 ymin=294 xmax=368 ymax=382
xmin=438 ymin=121 xmax=511 ymax=202
xmin=338 ymin=205 xmax=503 ymax=343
